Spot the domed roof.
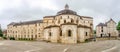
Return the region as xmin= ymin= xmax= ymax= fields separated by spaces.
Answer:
xmin=57 ymin=4 xmax=77 ymax=15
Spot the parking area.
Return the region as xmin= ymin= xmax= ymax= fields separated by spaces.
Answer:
xmin=0 ymin=40 xmax=120 ymax=52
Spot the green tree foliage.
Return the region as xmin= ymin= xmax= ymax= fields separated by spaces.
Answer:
xmin=117 ymin=21 xmax=120 ymax=31
xmin=117 ymin=21 xmax=120 ymax=36
xmin=94 ymin=30 xmax=96 ymax=34
xmin=0 ymin=29 xmax=3 ymax=37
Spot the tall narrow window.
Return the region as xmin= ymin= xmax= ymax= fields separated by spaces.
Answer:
xmin=108 ymin=33 xmax=111 ymax=37
xmin=101 ymin=34 xmax=102 ymax=37
xmin=101 ymin=30 xmax=103 ymax=32
xmin=64 ymin=20 xmax=66 ymax=23
xmin=60 ymin=30 xmax=62 ymax=36
xmin=101 ymin=26 xmax=103 ymax=29
xmin=71 ymin=19 xmax=74 ymax=23
xmin=49 ymin=32 xmax=51 ymax=36
xmin=68 ymin=30 xmax=71 ymax=37
xmin=85 ymin=32 xmax=88 ymax=36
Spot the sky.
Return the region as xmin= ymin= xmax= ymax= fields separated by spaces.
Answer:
xmin=0 ymin=0 xmax=120 ymax=30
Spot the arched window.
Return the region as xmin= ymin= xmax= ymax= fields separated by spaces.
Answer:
xmin=71 ymin=19 xmax=74 ymax=23
xmin=60 ymin=30 xmax=62 ymax=36
xmin=64 ymin=20 xmax=66 ymax=23
xmin=49 ymin=32 xmax=51 ymax=36
xmin=68 ymin=30 xmax=71 ymax=37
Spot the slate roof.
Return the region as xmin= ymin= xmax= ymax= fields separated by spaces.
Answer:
xmin=105 ymin=18 xmax=116 ymax=24
xmin=8 ymin=20 xmax=43 ymax=26
xmin=97 ymin=18 xmax=116 ymax=26
xmin=97 ymin=23 xmax=107 ymax=26
xmin=57 ymin=4 xmax=77 ymax=15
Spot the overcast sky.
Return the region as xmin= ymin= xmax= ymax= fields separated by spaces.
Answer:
xmin=0 ymin=0 xmax=120 ymax=30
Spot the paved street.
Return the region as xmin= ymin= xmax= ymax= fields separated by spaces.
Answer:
xmin=0 ymin=40 xmax=120 ymax=52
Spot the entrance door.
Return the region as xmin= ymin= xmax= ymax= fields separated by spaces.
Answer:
xmin=100 ymin=34 xmax=102 ymax=37
xmin=108 ymin=33 xmax=111 ymax=37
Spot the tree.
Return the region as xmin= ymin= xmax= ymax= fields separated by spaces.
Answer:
xmin=0 ymin=29 xmax=3 ymax=37
xmin=94 ymin=30 xmax=96 ymax=34
xmin=117 ymin=21 xmax=120 ymax=36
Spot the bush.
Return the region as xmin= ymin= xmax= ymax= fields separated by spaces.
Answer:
xmin=9 ymin=37 xmax=15 ymax=40
xmin=2 ymin=36 xmax=7 ymax=39
xmin=85 ymin=39 xmax=91 ymax=42
xmin=0 ymin=29 xmax=3 ymax=37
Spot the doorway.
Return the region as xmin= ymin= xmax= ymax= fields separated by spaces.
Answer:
xmin=108 ymin=33 xmax=111 ymax=37
xmin=100 ymin=34 xmax=103 ymax=37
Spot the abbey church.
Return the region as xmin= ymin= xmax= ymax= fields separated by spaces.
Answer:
xmin=7 ymin=4 xmax=93 ymax=43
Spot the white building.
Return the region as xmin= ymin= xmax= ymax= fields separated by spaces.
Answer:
xmin=96 ymin=19 xmax=118 ymax=37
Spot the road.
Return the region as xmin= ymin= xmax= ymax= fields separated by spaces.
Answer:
xmin=0 ymin=40 xmax=120 ymax=52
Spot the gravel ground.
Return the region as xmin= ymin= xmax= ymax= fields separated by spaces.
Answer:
xmin=0 ymin=40 xmax=120 ymax=52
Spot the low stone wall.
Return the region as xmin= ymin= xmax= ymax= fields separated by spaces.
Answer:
xmin=96 ymin=37 xmax=117 ymax=41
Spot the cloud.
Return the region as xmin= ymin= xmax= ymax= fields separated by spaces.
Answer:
xmin=0 ymin=0 xmax=120 ymax=30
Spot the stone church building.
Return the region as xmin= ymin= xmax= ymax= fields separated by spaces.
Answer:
xmin=7 ymin=4 xmax=93 ymax=43
xmin=96 ymin=19 xmax=118 ymax=37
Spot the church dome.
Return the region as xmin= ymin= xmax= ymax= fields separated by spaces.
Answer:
xmin=57 ymin=4 xmax=77 ymax=15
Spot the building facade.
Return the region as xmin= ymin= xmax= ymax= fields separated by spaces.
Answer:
xmin=96 ymin=19 xmax=118 ymax=37
xmin=7 ymin=4 xmax=93 ymax=43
